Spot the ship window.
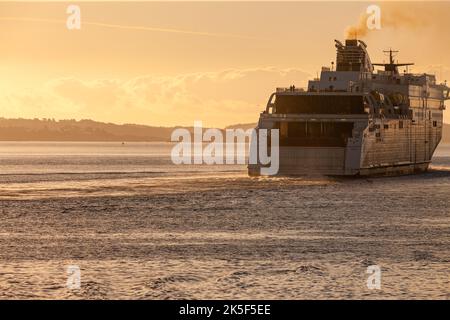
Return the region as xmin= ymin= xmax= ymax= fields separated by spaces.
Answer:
xmin=399 ymin=121 xmax=404 ymax=129
xmin=433 ymin=121 xmax=437 ymax=127
xmin=384 ymin=124 xmax=389 ymax=129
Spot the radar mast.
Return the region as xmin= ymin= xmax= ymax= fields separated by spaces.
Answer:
xmin=373 ymin=49 xmax=413 ymax=75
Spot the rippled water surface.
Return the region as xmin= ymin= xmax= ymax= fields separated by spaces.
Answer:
xmin=0 ymin=142 xmax=449 ymax=299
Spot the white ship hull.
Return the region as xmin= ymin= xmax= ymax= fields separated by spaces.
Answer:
xmin=248 ymin=118 xmax=441 ymax=176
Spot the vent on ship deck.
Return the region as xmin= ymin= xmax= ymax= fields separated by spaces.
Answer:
xmin=277 ymin=122 xmax=354 ymax=147
xmin=274 ymin=95 xmax=366 ymax=114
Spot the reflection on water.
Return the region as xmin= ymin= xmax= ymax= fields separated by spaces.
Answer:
xmin=0 ymin=142 xmax=449 ymax=299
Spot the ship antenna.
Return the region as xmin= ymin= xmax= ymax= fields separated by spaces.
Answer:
xmin=383 ymin=48 xmax=398 ymax=65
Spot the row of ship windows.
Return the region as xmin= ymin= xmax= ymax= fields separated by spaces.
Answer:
xmin=372 ymin=75 xmax=424 ymax=82
xmin=415 ymin=111 xmax=442 ymax=119
xmin=370 ymin=120 xmax=438 ymax=132
xmin=410 ymin=99 xmax=442 ymax=108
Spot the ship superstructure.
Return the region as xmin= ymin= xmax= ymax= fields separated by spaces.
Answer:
xmin=248 ymin=39 xmax=450 ymax=176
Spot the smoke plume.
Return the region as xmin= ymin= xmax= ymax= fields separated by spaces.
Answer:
xmin=345 ymin=3 xmax=432 ymax=39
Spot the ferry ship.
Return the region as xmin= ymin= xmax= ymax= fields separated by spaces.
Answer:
xmin=248 ymin=39 xmax=449 ymax=176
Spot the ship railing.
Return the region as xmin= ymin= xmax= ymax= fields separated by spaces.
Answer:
xmin=276 ymin=87 xmax=307 ymax=93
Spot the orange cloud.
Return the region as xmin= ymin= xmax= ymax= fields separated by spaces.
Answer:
xmin=1 ymin=68 xmax=311 ymax=127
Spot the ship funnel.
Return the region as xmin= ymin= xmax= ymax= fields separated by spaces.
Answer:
xmin=345 ymin=39 xmax=358 ymax=46
xmin=335 ymin=39 xmax=373 ymax=73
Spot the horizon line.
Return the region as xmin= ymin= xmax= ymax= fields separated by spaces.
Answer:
xmin=1 ymin=116 xmax=450 ymax=128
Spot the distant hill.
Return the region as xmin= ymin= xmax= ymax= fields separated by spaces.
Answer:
xmin=0 ymin=118 xmax=257 ymax=142
xmin=0 ymin=118 xmax=179 ymax=142
xmin=0 ymin=118 xmax=449 ymax=143
xmin=225 ymin=123 xmax=256 ymax=130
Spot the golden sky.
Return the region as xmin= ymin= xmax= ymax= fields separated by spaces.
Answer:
xmin=1 ymin=1 xmax=450 ymax=127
